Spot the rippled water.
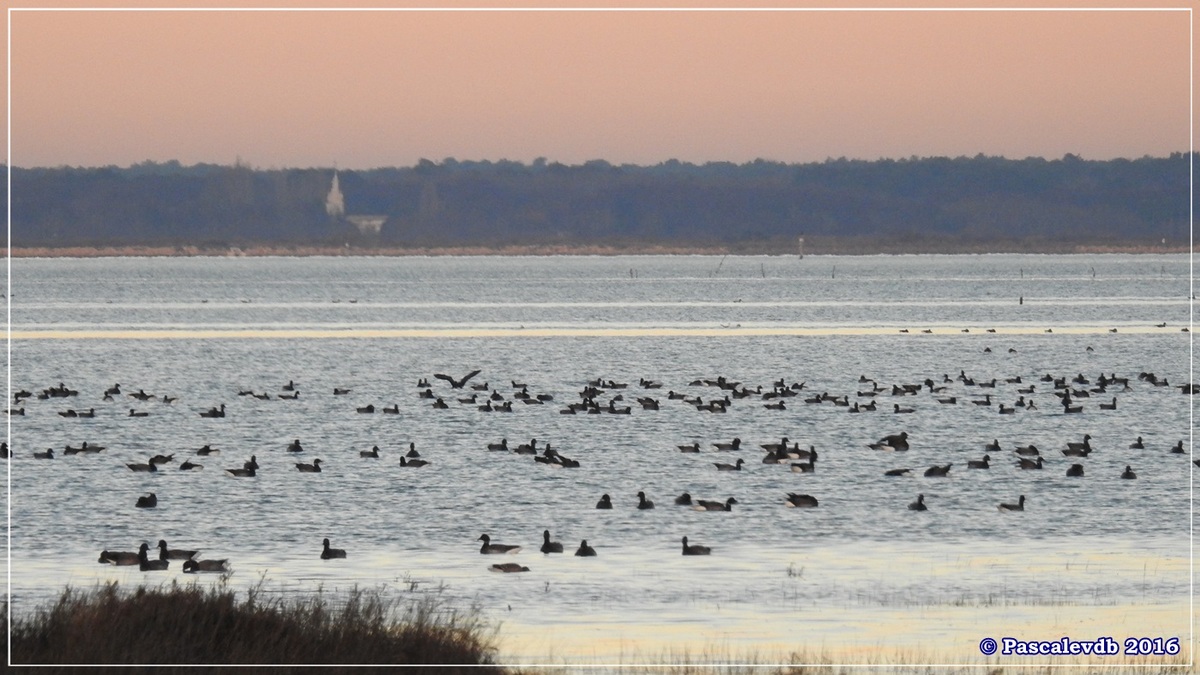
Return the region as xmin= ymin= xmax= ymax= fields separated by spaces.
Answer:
xmin=4 ymin=254 xmax=1192 ymax=664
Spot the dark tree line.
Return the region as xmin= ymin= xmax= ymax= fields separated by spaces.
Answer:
xmin=6 ymin=153 xmax=1190 ymax=249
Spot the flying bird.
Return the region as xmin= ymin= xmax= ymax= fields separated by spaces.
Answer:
xmin=434 ymin=370 xmax=482 ymax=389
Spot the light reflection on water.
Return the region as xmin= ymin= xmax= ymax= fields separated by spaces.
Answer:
xmin=4 ymin=254 xmax=1192 ymax=664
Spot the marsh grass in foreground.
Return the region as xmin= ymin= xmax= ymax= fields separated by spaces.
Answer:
xmin=7 ymin=580 xmax=501 ymax=673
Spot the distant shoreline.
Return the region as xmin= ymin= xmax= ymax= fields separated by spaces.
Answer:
xmin=4 ymin=242 xmax=1192 ymax=258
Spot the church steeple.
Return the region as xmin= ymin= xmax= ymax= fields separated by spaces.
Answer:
xmin=325 ymin=171 xmax=345 ymax=218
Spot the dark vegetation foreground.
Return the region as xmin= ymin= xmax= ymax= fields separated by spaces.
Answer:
xmin=6 ymin=581 xmax=501 ymax=673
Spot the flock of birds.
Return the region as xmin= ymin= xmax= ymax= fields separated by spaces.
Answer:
xmin=8 ymin=350 xmax=1194 ymax=575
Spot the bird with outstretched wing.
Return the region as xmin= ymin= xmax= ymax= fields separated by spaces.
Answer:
xmin=434 ymin=370 xmax=482 ymax=389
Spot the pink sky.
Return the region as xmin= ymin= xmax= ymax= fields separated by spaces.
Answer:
xmin=6 ymin=2 xmax=1193 ymax=169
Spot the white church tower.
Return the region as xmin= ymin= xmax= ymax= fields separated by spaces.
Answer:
xmin=325 ymin=171 xmax=345 ymax=218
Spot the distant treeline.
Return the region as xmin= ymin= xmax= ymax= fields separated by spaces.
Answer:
xmin=7 ymin=153 xmax=1191 ymax=251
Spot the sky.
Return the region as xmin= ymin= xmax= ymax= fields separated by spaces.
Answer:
xmin=5 ymin=1 xmax=1194 ymax=169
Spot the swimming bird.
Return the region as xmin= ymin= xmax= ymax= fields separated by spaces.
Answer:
xmin=1014 ymin=444 xmax=1040 ymax=456
xmin=712 ymin=438 xmax=741 ymax=451
xmin=984 ymin=439 xmax=1002 ymax=453
xmin=135 ymin=493 xmax=157 ymax=508
xmin=785 ymin=493 xmax=819 ymax=508
xmin=575 ymin=540 xmax=597 ymax=557
xmin=674 ymin=492 xmax=693 ymax=506
xmin=893 ymin=404 xmax=914 ymax=414
xmin=333 ymin=387 xmax=352 ymax=395
xmin=681 ymin=536 xmax=711 ymax=555
xmin=487 ymin=439 xmax=509 ymax=452
xmin=1065 ymin=434 xmax=1093 ymax=454
xmin=677 ymin=442 xmax=700 ymax=453
xmin=158 ymin=540 xmax=198 ymax=561
xmin=196 ymin=445 xmax=220 ymax=456
xmin=78 ymin=441 xmax=105 ymax=454
xmin=296 ymin=458 xmax=322 ymax=473
xmin=714 ymin=458 xmax=745 ymax=471
xmin=1121 ymin=465 xmax=1137 ymax=479
xmin=489 ymin=563 xmax=530 ymax=573
xmin=1130 ymin=436 xmax=1144 ymax=449
xmin=868 ymin=432 xmax=909 ymax=451
xmin=360 ymin=445 xmax=380 ymax=458
xmin=225 ymin=466 xmax=255 ymax=477
xmin=1169 ymin=440 xmax=1185 ymax=454
xmin=478 ymin=534 xmax=521 ymax=554
xmin=434 ymin=370 xmax=482 ymax=389
xmin=198 ymin=404 xmax=226 ymax=418
xmin=287 ymin=439 xmax=303 ymax=452
xmin=924 ymin=464 xmax=951 ymax=477
xmin=137 ymin=543 xmax=168 ymax=571
xmin=884 ymin=468 xmax=912 ymax=477
xmin=790 ymin=460 xmax=816 ymax=473
xmin=321 ymin=538 xmax=347 ymax=559
xmin=1017 ymin=456 xmax=1044 ymax=470
xmin=33 ymin=448 xmax=54 ymax=460
xmin=694 ymin=497 xmax=738 ymax=511
xmin=967 ymin=455 xmax=991 ymax=469
xmin=998 ymin=495 xmax=1026 ymax=512
xmin=908 ymin=494 xmax=928 ymax=511
xmin=99 ymin=549 xmax=139 ymax=566
xmin=149 ymin=453 xmax=174 ymax=466
xmin=382 ymin=403 xmax=399 ymax=414
xmin=183 ymin=559 xmax=229 ymax=573
xmin=180 ymin=460 xmax=202 ymax=470
xmin=540 ymin=530 xmax=564 ymax=554
xmin=128 ymin=409 xmax=149 ymax=417
xmin=400 ymin=456 xmax=429 ymax=467
xmin=637 ymin=491 xmax=655 ymax=509
xmin=244 ymin=456 xmax=259 ymax=471
xmin=596 ymin=494 xmax=613 ymax=509
xmin=1066 ymin=463 xmax=1084 ymax=477
xmin=356 ymin=404 xmax=375 ymax=413
xmin=1099 ymin=397 xmax=1117 ymax=410
xmin=126 ymin=460 xmax=157 ymax=472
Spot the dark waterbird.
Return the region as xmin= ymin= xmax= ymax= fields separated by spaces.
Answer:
xmin=434 ymin=370 xmax=482 ymax=389
xmin=540 ymin=530 xmax=564 ymax=554
xmin=99 ymin=549 xmax=139 ymax=566
xmin=158 ymin=540 xmax=198 ymax=561
xmin=183 ymin=559 xmax=229 ymax=573
xmin=321 ymin=538 xmax=347 ymax=559
xmin=478 ymin=534 xmax=521 ymax=554
xmin=681 ymin=536 xmax=711 ymax=555
xmin=637 ymin=491 xmax=655 ymax=509
xmin=137 ymin=543 xmax=168 ymax=571
xmin=999 ymin=495 xmax=1026 ymax=512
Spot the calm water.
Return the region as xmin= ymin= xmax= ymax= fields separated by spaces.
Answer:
xmin=4 ymin=254 xmax=1193 ymax=664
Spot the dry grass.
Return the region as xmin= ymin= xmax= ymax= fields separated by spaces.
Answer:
xmin=6 ymin=580 xmax=501 ymax=673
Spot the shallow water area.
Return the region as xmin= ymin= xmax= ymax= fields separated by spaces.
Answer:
xmin=4 ymin=253 xmax=1193 ymax=666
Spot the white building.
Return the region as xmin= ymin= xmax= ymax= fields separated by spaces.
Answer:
xmin=326 ymin=171 xmax=386 ymax=236
xmin=326 ymin=171 xmax=346 ymax=218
